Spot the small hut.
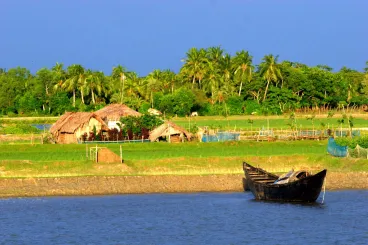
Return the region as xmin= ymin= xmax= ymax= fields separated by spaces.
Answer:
xmin=95 ymin=104 xmax=141 ymax=130
xmin=149 ymin=121 xmax=192 ymax=143
xmin=50 ymin=112 xmax=108 ymax=144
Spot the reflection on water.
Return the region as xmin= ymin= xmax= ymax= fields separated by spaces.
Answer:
xmin=0 ymin=190 xmax=367 ymax=245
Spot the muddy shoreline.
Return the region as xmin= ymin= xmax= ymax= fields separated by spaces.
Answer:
xmin=0 ymin=172 xmax=367 ymax=198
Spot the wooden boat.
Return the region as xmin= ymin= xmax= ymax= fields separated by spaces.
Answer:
xmin=243 ymin=162 xmax=327 ymax=202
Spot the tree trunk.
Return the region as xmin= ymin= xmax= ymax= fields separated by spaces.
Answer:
xmin=92 ymin=90 xmax=96 ymax=104
xmin=151 ymin=91 xmax=153 ymax=108
xmin=262 ymin=79 xmax=270 ymax=102
xmin=238 ymin=81 xmax=243 ymax=96
xmin=80 ymin=89 xmax=85 ymax=104
xmin=73 ymin=89 xmax=76 ymax=107
xmin=192 ymin=76 xmax=195 ymax=88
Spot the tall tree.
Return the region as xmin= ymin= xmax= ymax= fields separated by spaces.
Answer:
xmin=180 ymin=48 xmax=207 ymax=88
xmin=145 ymin=69 xmax=163 ymax=108
xmin=259 ymin=54 xmax=282 ymax=102
xmin=232 ymin=51 xmax=253 ymax=96
xmin=64 ymin=64 xmax=86 ymax=107
xmin=85 ymin=70 xmax=106 ymax=104
xmin=111 ymin=65 xmax=127 ymax=104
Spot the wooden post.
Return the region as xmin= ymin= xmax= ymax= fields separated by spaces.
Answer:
xmin=95 ymin=145 xmax=98 ymax=163
xmin=168 ymin=123 xmax=171 ymax=143
xmin=31 ymin=134 xmax=34 ymax=145
xmin=41 ymin=134 xmax=43 ymax=144
xmin=120 ymin=145 xmax=123 ymax=163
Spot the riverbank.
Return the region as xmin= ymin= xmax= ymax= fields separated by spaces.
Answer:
xmin=1 ymin=172 xmax=367 ymax=198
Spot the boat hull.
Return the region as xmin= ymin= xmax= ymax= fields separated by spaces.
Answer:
xmin=243 ymin=162 xmax=327 ymax=203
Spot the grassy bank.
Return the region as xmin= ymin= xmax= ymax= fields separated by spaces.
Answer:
xmin=171 ymin=114 xmax=368 ymax=131
xmin=0 ymin=140 xmax=367 ymax=178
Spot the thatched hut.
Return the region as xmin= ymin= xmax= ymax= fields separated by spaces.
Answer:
xmin=149 ymin=121 xmax=192 ymax=143
xmin=50 ymin=112 xmax=108 ymax=144
xmin=95 ymin=104 xmax=141 ymax=129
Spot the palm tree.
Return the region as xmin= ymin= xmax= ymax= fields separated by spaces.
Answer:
xmin=145 ymin=69 xmax=163 ymax=108
xmin=203 ymin=61 xmax=221 ymax=103
xmin=63 ymin=64 xmax=86 ymax=107
xmin=52 ymin=62 xmax=66 ymax=94
xmin=206 ymin=46 xmax=224 ymax=64
xmin=125 ymin=71 xmax=141 ymax=97
xmin=162 ymin=70 xmax=177 ymax=94
xmin=219 ymin=53 xmax=235 ymax=95
xmin=232 ymin=51 xmax=253 ymax=96
xmin=259 ymin=54 xmax=283 ymax=102
xmin=85 ymin=70 xmax=105 ymax=104
xmin=180 ymin=47 xmax=207 ymax=88
xmin=111 ymin=65 xmax=128 ymax=104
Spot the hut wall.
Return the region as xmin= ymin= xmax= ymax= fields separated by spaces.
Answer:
xmin=58 ymin=133 xmax=77 ymax=144
xmin=76 ymin=118 xmax=103 ymax=139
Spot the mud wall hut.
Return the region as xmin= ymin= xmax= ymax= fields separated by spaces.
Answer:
xmin=149 ymin=121 xmax=192 ymax=143
xmin=50 ymin=112 xmax=108 ymax=144
xmin=95 ymin=104 xmax=141 ymax=130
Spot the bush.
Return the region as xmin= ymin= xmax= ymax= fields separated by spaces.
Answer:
xmin=335 ymin=136 xmax=368 ymax=149
xmin=225 ymin=96 xmax=244 ymax=115
xmin=243 ymin=100 xmax=261 ymax=115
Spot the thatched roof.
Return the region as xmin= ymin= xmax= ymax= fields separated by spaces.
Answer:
xmin=50 ymin=112 xmax=107 ymax=134
xmin=149 ymin=121 xmax=192 ymax=142
xmin=95 ymin=104 xmax=141 ymax=121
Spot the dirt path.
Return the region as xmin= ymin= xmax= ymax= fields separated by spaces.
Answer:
xmin=0 ymin=172 xmax=367 ymax=198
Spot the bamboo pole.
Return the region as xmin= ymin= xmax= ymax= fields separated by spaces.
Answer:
xmin=120 ymin=145 xmax=123 ymax=163
xmin=95 ymin=145 xmax=98 ymax=163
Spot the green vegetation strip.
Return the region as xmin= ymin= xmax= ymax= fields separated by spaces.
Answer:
xmin=0 ymin=140 xmax=367 ymax=178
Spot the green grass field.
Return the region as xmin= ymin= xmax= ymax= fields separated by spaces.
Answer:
xmin=0 ymin=140 xmax=367 ymax=178
xmin=171 ymin=115 xmax=368 ymax=131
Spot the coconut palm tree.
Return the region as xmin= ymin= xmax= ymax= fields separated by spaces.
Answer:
xmin=63 ymin=64 xmax=86 ymax=107
xmin=145 ymin=69 xmax=163 ymax=108
xmin=232 ymin=51 xmax=253 ymax=96
xmin=51 ymin=62 xmax=65 ymax=92
xmin=180 ymin=47 xmax=207 ymax=88
xmin=162 ymin=70 xmax=177 ymax=94
xmin=206 ymin=46 xmax=224 ymax=65
xmin=85 ymin=70 xmax=106 ymax=104
xmin=259 ymin=54 xmax=283 ymax=102
xmin=203 ymin=61 xmax=221 ymax=103
xmin=111 ymin=65 xmax=128 ymax=104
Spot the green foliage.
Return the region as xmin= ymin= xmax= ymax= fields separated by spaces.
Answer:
xmin=243 ymin=100 xmax=261 ymax=115
xmin=120 ymin=115 xmax=163 ymax=139
xmin=172 ymin=88 xmax=195 ymax=116
xmin=0 ymin=48 xmax=367 ymax=117
xmin=225 ymin=96 xmax=243 ymax=115
xmin=0 ymin=123 xmax=41 ymax=134
xmin=139 ymin=102 xmax=151 ymax=114
xmin=335 ymin=136 xmax=368 ymax=149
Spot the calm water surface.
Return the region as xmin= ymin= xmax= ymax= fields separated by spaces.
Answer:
xmin=0 ymin=191 xmax=367 ymax=245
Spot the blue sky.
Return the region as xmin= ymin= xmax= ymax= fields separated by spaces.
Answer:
xmin=1 ymin=0 xmax=367 ymax=76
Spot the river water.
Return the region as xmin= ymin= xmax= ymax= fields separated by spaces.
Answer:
xmin=0 ymin=191 xmax=367 ymax=245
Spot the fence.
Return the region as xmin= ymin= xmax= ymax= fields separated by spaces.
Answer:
xmin=202 ymin=132 xmax=240 ymax=143
xmin=327 ymin=137 xmax=348 ymax=157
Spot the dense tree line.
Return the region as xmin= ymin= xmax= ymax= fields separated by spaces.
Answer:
xmin=1 ymin=47 xmax=368 ymax=117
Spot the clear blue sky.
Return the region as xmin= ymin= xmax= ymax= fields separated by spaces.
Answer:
xmin=1 ymin=0 xmax=367 ymax=76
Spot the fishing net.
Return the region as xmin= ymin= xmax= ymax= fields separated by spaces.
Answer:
xmin=202 ymin=132 xmax=240 ymax=142
xmin=327 ymin=137 xmax=348 ymax=157
xmin=347 ymin=145 xmax=368 ymax=159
